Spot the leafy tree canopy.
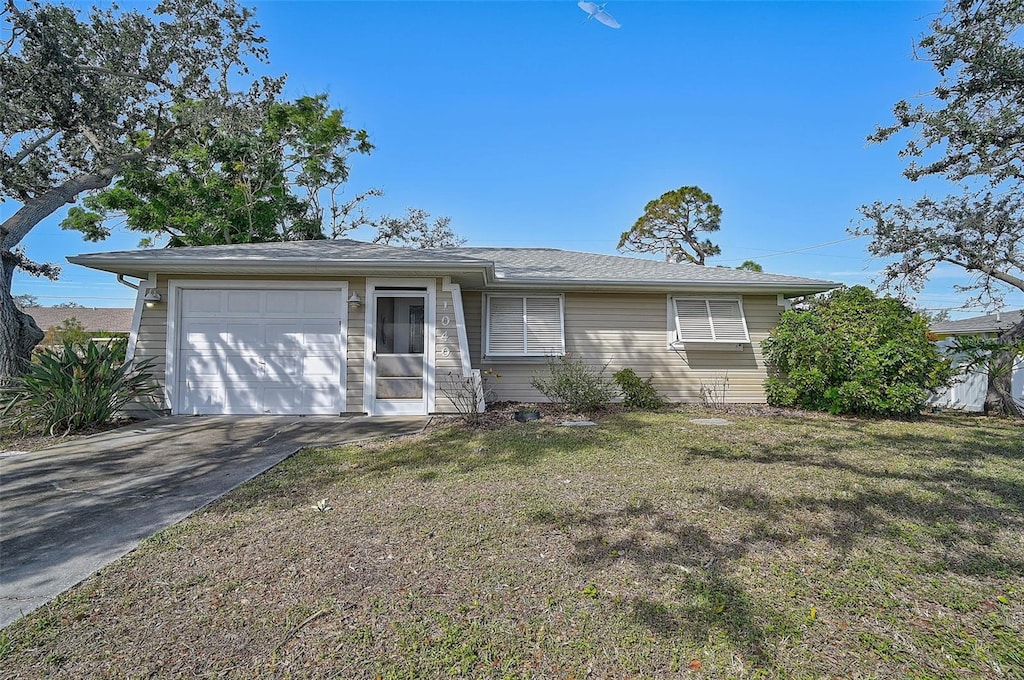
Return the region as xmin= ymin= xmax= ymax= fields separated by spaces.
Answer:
xmin=60 ymin=94 xmax=462 ymax=249
xmin=61 ymin=94 xmax=375 ymax=246
xmin=0 ymin=0 xmax=269 ymax=377
xmin=0 ymin=0 xmax=461 ymax=377
xmin=762 ymin=286 xmax=952 ymax=417
xmin=618 ymin=186 xmax=722 ymax=265
xmin=736 ymin=260 xmax=763 ymax=272
xmin=856 ymin=0 xmax=1024 ymax=309
xmin=855 ymin=0 xmax=1024 ymax=415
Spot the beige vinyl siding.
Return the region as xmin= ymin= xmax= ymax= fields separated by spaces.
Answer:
xmin=465 ymin=291 xmax=782 ymax=404
xmin=134 ymin=279 xmax=169 ymax=391
xmin=345 ymin=277 xmax=366 ymax=413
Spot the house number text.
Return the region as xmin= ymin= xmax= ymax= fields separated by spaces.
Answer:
xmin=439 ymin=298 xmax=455 ymax=359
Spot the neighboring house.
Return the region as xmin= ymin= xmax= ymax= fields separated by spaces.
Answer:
xmin=68 ymin=240 xmax=836 ymax=417
xmin=929 ymin=310 xmax=1024 ymax=412
xmin=19 ymin=307 xmax=134 ymax=342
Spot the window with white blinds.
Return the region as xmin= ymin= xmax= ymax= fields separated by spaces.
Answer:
xmin=672 ymin=297 xmax=750 ymax=343
xmin=486 ymin=295 xmax=565 ymax=356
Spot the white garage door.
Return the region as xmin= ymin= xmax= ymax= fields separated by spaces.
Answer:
xmin=176 ymin=287 xmax=345 ymax=415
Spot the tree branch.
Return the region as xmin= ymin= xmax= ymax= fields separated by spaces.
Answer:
xmin=939 ymin=256 xmax=1024 ymax=293
xmin=77 ymin=65 xmax=169 ymax=87
xmin=0 ymin=154 xmax=140 ymax=251
xmin=8 ymin=129 xmax=58 ymax=166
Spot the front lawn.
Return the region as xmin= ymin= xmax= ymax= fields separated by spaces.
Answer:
xmin=2 ymin=410 xmax=1022 ymax=678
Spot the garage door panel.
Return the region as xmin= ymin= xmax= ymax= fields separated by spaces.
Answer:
xmin=226 ymin=322 xmax=266 ymax=349
xmin=261 ymin=354 xmax=301 ymax=380
xmin=265 ymin=291 xmax=302 ymax=316
xmin=226 ymin=291 xmax=261 ymax=314
xmin=301 ymin=291 xmax=345 ymax=316
xmin=184 ymin=352 xmax=265 ymax=381
xmin=180 ymin=384 xmax=226 ymax=414
xmin=302 ymin=354 xmax=342 ymax=378
xmin=301 ymin=386 xmax=342 ymax=409
xmin=301 ymin=323 xmax=344 ymax=349
xmin=182 ymin=290 xmax=223 ymax=315
xmin=225 ymin=385 xmax=267 ymax=412
xmin=181 ymin=321 xmax=229 ymax=350
xmin=263 ymin=324 xmax=307 ymax=351
xmin=177 ymin=287 xmax=346 ymax=415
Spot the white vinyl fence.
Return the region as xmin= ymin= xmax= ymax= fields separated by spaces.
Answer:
xmin=929 ymin=338 xmax=1024 ymax=412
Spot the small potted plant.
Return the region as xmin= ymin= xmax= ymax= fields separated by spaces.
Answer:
xmin=514 ymin=404 xmax=542 ymax=422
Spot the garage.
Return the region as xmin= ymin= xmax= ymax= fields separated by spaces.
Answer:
xmin=172 ymin=284 xmax=346 ymax=415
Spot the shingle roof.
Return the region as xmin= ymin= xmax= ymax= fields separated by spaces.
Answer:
xmin=70 ymin=239 xmax=487 ymax=266
xmin=19 ymin=307 xmax=134 ymax=333
xmin=931 ymin=310 xmax=1023 ymax=335
xmin=446 ymin=246 xmax=830 ymax=286
xmin=68 ymin=239 xmax=837 ymax=293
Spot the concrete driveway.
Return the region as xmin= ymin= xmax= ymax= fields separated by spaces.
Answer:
xmin=0 ymin=415 xmax=427 ymax=628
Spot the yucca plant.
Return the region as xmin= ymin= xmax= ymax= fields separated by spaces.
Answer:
xmin=0 ymin=340 xmax=158 ymax=436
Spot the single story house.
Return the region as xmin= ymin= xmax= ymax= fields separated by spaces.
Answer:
xmin=20 ymin=306 xmax=134 ymax=339
xmin=929 ymin=310 xmax=1024 ymax=412
xmin=68 ymin=240 xmax=836 ymax=417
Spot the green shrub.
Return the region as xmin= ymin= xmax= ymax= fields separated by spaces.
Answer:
xmin=0 ymin=340 xmax=158 ymax=436
xmin=530 ymin=354 xmax=618 ymax=413
xmin=612 ymin=368 xmax=664 ymax=410
xmin=761 ymin=286 xmax=952 ymax=417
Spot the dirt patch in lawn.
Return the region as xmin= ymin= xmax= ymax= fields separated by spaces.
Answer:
xmin=0 ymin=418 xmax=137 ymax=455
xmin=2 ymin=410 xmax=1022 ymax=678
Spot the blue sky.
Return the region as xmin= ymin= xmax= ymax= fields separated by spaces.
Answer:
xmin=10 ymin=0 xmax=1024 ymax=316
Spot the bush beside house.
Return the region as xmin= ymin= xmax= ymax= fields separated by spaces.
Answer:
xmin=762 ymin=286 xmax=952 ymax=417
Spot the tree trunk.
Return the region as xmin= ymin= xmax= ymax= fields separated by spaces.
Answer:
xmin=0 ymin=252 xmax=44 ymax=381
xmin=0 ymin=164 xmax=123 ymax=380
xmin=983 ymin=317 xmax=1024 ymax=418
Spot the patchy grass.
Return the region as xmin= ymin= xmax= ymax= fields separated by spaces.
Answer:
xmin=2 ymin=410 xmax=1022 ymax=678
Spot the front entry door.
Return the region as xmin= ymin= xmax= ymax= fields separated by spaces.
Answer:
xmin=370 ymin=292 xmax=427 ymax=415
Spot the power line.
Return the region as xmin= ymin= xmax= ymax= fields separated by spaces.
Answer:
xmin=715 ymin=235 xmax=868 ymax=264
xmin=15 ymin=294 xmax=133 ymax=301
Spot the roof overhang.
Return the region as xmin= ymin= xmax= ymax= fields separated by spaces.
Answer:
xmin=66 ymin=254 xmax=492 ymax=286
xmin=68 ymin=254 xmax=837 ymax=297
xmin=474 ymin=276 xmax=836 ymax=296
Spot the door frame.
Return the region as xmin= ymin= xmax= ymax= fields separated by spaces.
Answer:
xmin=166 ymin=279 xmax=349 ymax=415
xmin=363 ymin=278 xmax=436 ymax=416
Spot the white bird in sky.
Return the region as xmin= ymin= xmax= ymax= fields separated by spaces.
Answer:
xmin=578 ymin=1 xmax=621 ymax=29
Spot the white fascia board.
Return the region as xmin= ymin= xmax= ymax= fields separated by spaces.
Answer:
xmin=477 ymin=279 xmax=838 ymax=296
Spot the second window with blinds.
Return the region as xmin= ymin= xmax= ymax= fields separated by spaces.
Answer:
xmin=671 ymin=297 xmax=750 ymax=344
xmin=485 ymin=295 xmax=565 ymax=357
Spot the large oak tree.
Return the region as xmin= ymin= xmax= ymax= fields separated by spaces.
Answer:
xmin=1 ymin=1 xmax=462 ymax=380
xmin=856 ymin=0 xmax=1024 ymax=416
xmin=0 ymin=0 xmax=269 ymax=378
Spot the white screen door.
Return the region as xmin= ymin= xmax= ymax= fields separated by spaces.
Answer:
xmin=370 ymin=293 xmax=427 ymax=415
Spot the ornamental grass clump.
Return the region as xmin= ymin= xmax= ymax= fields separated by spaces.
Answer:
xmin=0 ymin=340 xmax=157 ymax=436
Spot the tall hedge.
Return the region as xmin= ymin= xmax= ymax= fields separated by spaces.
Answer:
xmin=762 ymin=286 xmax=951 ymax=417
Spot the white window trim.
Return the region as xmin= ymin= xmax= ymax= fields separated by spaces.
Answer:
xmin=166 ymin=279 xmax=349 ymax=415
xmin=666 ymin=295 xmax=750 ymax=347
xmin=484 ymin=294 xmax=565 ymax=357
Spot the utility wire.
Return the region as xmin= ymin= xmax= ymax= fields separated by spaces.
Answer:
xmin=714 ymin=235 xmax=867 ymax=263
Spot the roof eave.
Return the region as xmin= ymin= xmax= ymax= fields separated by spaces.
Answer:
xmin=480 ymin=276 xmax=838 ymax=295
xmin=66 ymin=255 xmax=838 ymax=295
xmin=66 ymin=256 xmax=495 ymax=279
